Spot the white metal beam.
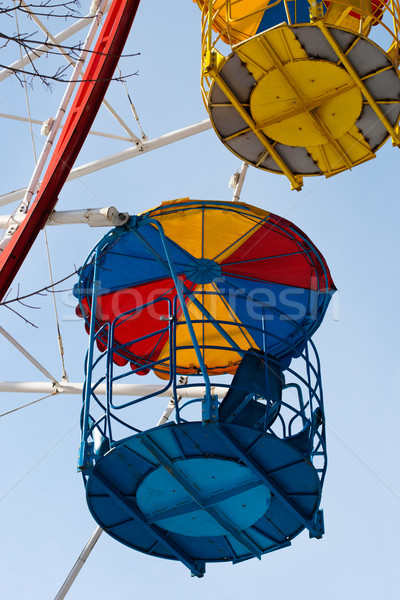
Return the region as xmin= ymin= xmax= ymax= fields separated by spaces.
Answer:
xmin=0 ymin=5 xmax=111 ymax=82
xmin=232 ymin=162 xmax=249 ymax=202
xmin=53 ymin=526 xmax=103 ymax=600
xmin=0 ymin=112 xmax=132 ymax=142
xmin=0 ymin=381 xmax=218 ymax=398
xmin=52 ymin=380 xmax=188 ymax=599
xmin=18 ymin=0 xmax=140 ymax=144
xmin=0 ymin=327 xmax=59 ymax=383
xmin=0 ymin=0 xmax=109 ymax=253
xmin=0 ymin=207 xmax=129 ymax=229
xmin=0 ymin=120 xmax=212 ymax=207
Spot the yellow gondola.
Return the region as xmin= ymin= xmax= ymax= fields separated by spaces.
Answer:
xmin=195 ymin=0 xmax=400 ymax=189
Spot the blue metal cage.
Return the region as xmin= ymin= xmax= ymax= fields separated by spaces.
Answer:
xmin=78 ymin=276 xmax=327 ymax=577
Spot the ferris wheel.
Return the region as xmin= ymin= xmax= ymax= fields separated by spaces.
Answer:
xmin=0 ymin=2 xmax=399 ymax=599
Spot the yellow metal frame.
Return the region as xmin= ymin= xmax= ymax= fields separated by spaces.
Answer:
xmin=250 ymin=34 xmax=355 ymax=169
xmin=196 ymin=0 xmax=400 ymax=60
xmin=315 ymin=19 xmax=400 ymax=145
xmin=204 ymin=53 xmax=304 ymax=189
xmin=198 ymin=0 xmax=400 ymax=186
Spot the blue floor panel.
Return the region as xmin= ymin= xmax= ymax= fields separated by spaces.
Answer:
xmin=85 ymin=421 xmax=322 ymax=571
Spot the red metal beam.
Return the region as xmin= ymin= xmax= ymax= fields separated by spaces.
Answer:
xmin=0 ymin=0 xmax=141 ymax=301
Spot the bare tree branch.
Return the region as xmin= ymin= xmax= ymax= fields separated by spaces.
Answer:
xmin=0 ymin=1 xmax=81 ymax=19
xmin=3 ymin=302 xmax=39 ymax=327
xmin=1 ymin=1 xmax=138 ymax=87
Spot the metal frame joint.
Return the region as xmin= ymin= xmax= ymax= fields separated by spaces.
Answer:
xmin=202 ymin=393 xmax=219 ymax=424
xmin=309 ymin=509 xmax=324 ymax=539
xmin=78 ymin=441 xmax=94 ymax=472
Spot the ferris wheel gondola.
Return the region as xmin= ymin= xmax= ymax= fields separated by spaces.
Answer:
xmin=73 ymin=198 xmax=335 ymax=576
xmin=195 ymin=0 xmax=400 ymax=189
xmin=3 ymin=0 xmax=386 ymax=594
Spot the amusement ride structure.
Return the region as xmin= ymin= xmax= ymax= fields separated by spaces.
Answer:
xmin=196 ymin=0 xmax=400 ymax=189
xmin=73 ymin=199 xmax=335 ymax=576
xmin=0 ymin=0 xmax=399 ymax=596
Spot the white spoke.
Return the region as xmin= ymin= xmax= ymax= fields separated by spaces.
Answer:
xmin=53 ymin=526 xmax=103 ymax=600
xmin=0 ymin=207 xmax=129 ymax=228
xmin=0 ymin=380 xmax=219 ymax=398
xmin=18 ymin=1 xmax=140 ymax=143
xmin=0 ymin=112 xmax=133 ymax=141
xmin=0 ymin=120 xmax=212 ymax=207
xmin=0 ymin=326 xmax=59 ymax=383
xmin=0 ymin=5 xmax=111 ymax=82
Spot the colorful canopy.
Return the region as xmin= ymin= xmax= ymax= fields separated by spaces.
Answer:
xmin=195 ymin=0 xmax=387 ymax=45
xmin=195 ymin=0 xmax=311 ymax=45
xmin=74 ymin=199 xmax=335 ymax=379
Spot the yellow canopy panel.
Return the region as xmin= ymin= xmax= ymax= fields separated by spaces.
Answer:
xmin=195 ymin=0 xmax=268 ymax=45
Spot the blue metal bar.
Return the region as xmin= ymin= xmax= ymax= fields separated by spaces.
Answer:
xmin=210 ymin=280 xmax=255 ymax=350
xmin=216 ymin=425 xmax=324 ymax=538
xmin=105 ymin=298 xmax=173 ymax=411
xmin=178 ymin=398 xmax=203 ymax=412
xmin=171 ymin=309 xmax=182 ymax=424
xmin=112 ymin=295 xmax=172 ymax=326
xmin=304 ymin=336 xmax=319 ymax=456
xmin=79 ymin=248 xmax=101 ymax=470
xmin=140 ymin=435 xmax=263 ymax=558
xmin=130 ymin=221 xmax=215 ymax=422
xmin=106 ymin=318 xmax=115 ymax=443
xmin=251 ymin=523 xmax=290 ymax=547
xmin=89 ymin=469 xmax=206 ymax=577
xmin=261 ymin=313 xmax=274 ymax=431
xmin=212 ymin=277 xmax=320 ymax=365
xmin=145 ymin=479 xmax=265 ymax=524
xmin=129 ymin=226 xmax=211 ymax=388
xmin=184 ymin=292 xmax=246 ymax=356
xmin=260 ymin=515 xmax=293 ymax=542
xmin=110 ymin=355 xmax=171 ymax=383
xmin=221 ymin=250 xmax=312 ymax=267
xmin=117 ymin=443 xmax=157 ymax=469
xmin=285 ymin=383 xmax=307 ymax=431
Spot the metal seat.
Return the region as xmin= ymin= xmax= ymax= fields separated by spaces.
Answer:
xmin=219 ymin=350 xmax=283 ymax=430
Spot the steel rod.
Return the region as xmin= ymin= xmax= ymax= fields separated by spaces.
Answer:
xmin=0 ymin=112 xmax=132 ymax=141
xmin=0 ymin=207 xmax=128 ymax=229
xmin=0 ymin=0 xmax=109 ymax=254
xmin=232 ymin=162 xmax=249 ymax=202
xmin=18 ymin=0 xmax=140 ymax=144
xmin=0 ymin=120 xmax=212 ymax=208
xmin=53 ymin=371 xmax=209 ymax=597
xmin=0 ymin=5 xmax=111 ymax=82
xmin=0 ymin=381 xmax=222 ymax=398
xmin=0 ymin=0 xmax=143 ymax=301
xmin=0 ymin=326 xmax=59 ymax=383
xmin=53 ymin=526 xmax=103 ymax=600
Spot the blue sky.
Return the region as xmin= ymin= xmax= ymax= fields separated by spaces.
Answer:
xmin=0 ymin=1 xmax=399 ymax=598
